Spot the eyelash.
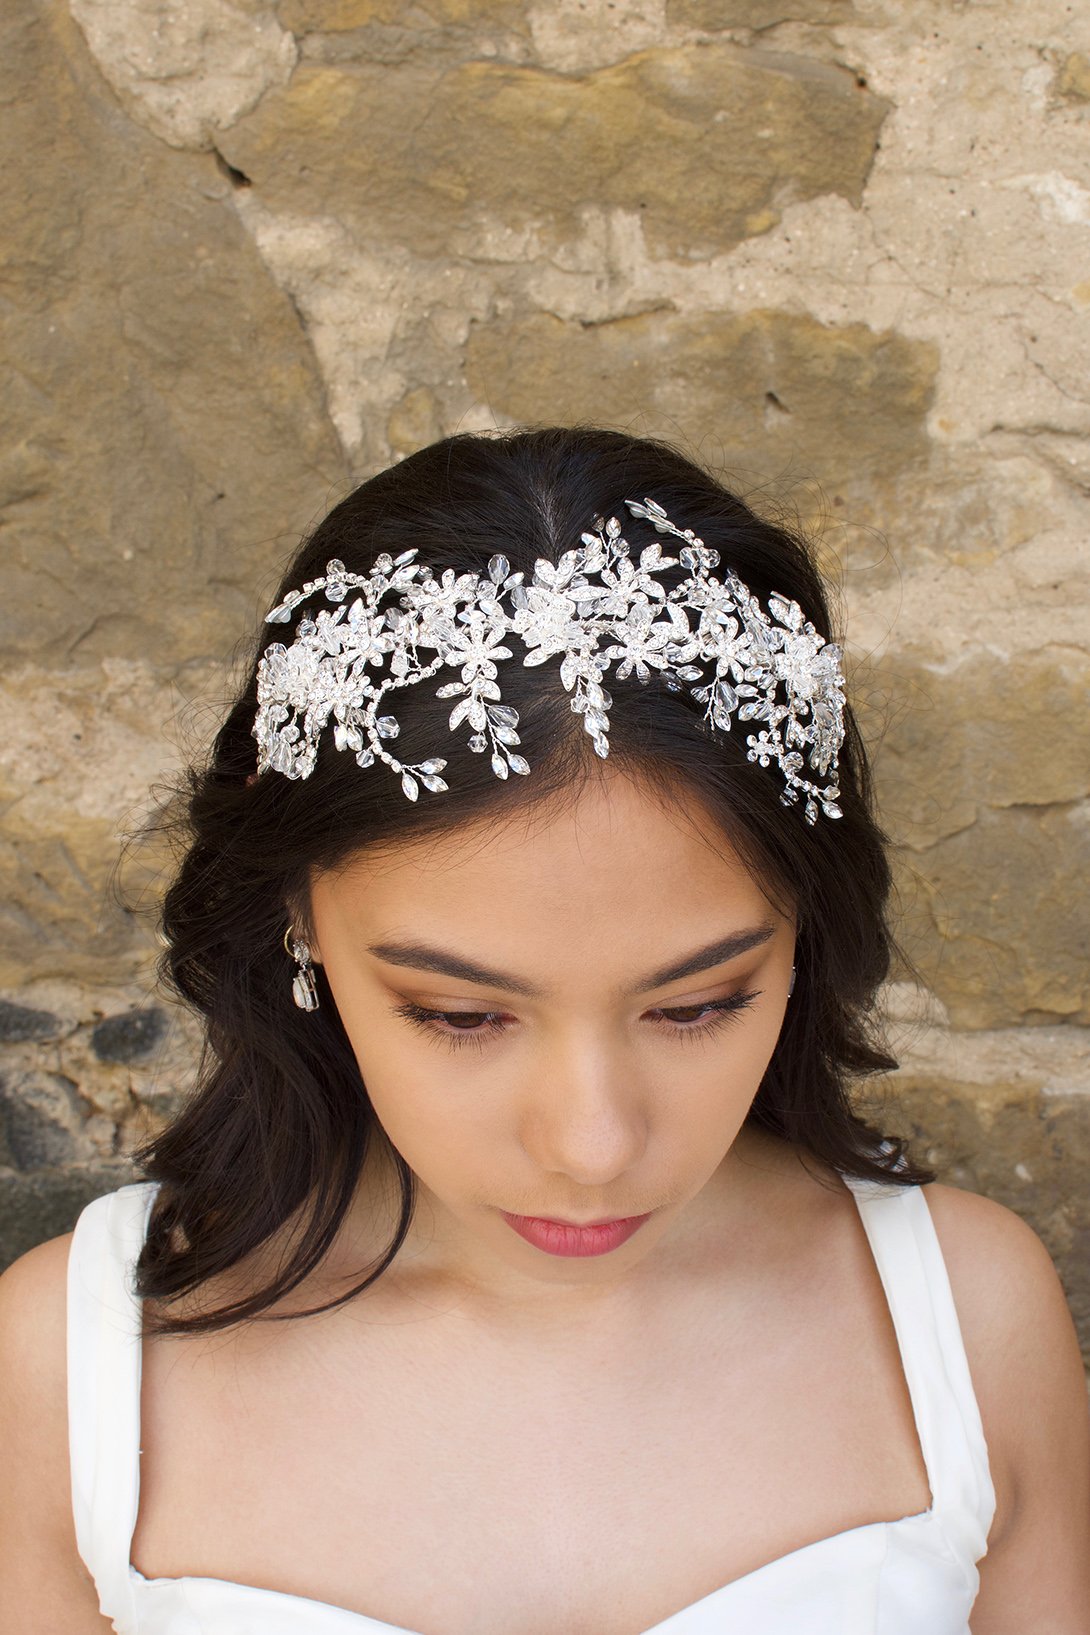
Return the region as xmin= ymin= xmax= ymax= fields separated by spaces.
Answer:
xmin=390 ymin=990 xmax=763 ymax=1054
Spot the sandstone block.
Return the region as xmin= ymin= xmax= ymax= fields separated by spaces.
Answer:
xmin=891 ymin=803 xmax=1089 ymax=1031
xmin=464 ymin=307 xmax=937 ymax=505
xmin=220 ymin=45 xmax=888 ymax=261
xmin=278 ymin=0 xmax=527 ymax=30
xmin=865 ymin=647 xmax=1090 ymax=848
xmin=667 ymin=1 xmax=856 ymax=28
xmin=1057 ymin=52 xmax=1090 ymax=103
xmin=0 ymin=0 xmax=349 ymax=667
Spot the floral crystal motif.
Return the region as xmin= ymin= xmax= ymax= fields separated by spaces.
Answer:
xmin=252 ymin=496 xmax=845 ymax=824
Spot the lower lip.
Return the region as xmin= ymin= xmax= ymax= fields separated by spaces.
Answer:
xmin=500 ymin=1212 xmax=652 ymax=1257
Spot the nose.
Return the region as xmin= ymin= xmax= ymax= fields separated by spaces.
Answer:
xmin=519 ymin=1028 xmax=648 ymax=1183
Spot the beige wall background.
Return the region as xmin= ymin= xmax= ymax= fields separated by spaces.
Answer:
xmin=1 ymin=0 xmax=1087 ymax=1364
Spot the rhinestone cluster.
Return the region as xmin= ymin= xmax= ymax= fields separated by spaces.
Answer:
xmin=252 ymin=496 xmax=845 ymax=824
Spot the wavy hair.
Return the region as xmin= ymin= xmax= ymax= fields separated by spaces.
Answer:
xmin=130 ymin=424 xmax=933 ymax=1337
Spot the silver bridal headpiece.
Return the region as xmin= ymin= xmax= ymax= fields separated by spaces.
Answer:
xmin=252 ymin=496 xmax=846 ymax=824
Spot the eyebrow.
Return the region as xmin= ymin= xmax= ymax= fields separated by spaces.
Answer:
xmin=366 ymin=922 xmax=779 ymax=1000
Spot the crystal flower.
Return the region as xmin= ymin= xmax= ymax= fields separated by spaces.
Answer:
xmin=252 ymin=499 xmax=846 ymax=822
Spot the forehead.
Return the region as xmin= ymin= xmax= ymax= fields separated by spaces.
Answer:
xmin=311 ymin=770 xmax=790 ymax=978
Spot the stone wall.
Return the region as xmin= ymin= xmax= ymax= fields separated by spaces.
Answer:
xmin=1 ymin=0 xmax=1087 ymax=1366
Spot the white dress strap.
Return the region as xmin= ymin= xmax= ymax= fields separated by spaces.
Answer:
xmin=841 ymin=1172 xmax=997 ymax=1563
xmin=67 ymin=1180 xmax=160 ymax=1632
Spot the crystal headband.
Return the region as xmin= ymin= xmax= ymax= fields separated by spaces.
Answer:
xmin=252 ymin=497 xmax=845 ymax=824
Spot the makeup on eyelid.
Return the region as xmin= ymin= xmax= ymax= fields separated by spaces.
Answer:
xmin=388 ymin=988 xmax=763 ymax=1051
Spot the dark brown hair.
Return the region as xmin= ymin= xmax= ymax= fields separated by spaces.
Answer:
xmin=130 ymin=424 xmax=933 ymax=1336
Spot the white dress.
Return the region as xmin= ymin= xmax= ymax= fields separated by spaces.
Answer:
xmin=66 ymin=1172 xmax=997 ymax=1633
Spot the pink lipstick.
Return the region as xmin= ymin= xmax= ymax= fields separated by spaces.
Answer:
xmin=501 ymin=1211 xmax=652 ymax=1257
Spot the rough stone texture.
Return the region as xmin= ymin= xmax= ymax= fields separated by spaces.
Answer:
xmin=216 ymin=47 xmax=889 ymax=263
xmin=1 ymin=0 xmax=1087 ymax=1374
xmin=0 ymin=3 xmax=348 ymax=668
xmin=91 ymin=1007 xmax=171 ymax=1064
xmin=0 ymin=1000 xmax=68 ymax=1044
xmin=463 ymin=308 xmax=938 ymax=522
xmin=1057 ymin=51 xmax=1090 ymax=102
xmin=279 ymin=0 xmax=529 ymax=30
xmin=68 ymin=0 xmax=298 ymax=149
xmin=668 ymin=1 xmax=856 ymax=27
xmin=0 ymin=1162 xmax=139 ymax=1271
xmin=858 ymin=1007 xmax=1090 ymax=1348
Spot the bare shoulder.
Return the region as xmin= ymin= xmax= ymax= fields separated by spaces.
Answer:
xmin=919 ymin=1181 xmax=1090 ymax=1630
xmin=0 ymin=1230 xmax=116 ymax=1628
xmin=0 ymin=1226 xmax=75 ymax=1407
xmin=0 ymin=1229 xmax=77 ymax=1501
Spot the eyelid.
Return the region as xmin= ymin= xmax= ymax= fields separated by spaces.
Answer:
xmin=391 ymin=987 xmax=763 ymax=1033
xmin=394 ymin=967 xmax=767 ymax=1014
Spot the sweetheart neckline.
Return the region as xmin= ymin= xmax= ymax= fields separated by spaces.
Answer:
xmin=127 ymin=1502 xmax=938 ymax=1633
xmin=123 ymin=1175 xmax=943 ymax=1632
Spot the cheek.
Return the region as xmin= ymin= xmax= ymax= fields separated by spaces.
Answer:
xmin=329 ymin=996 xmax=481 ymax=1161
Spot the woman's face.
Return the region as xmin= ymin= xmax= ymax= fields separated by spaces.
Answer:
xmin=307 ymin=766 xmax=797 ymax=1326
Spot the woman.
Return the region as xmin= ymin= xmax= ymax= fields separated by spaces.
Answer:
xmin=1 ymin=426 xmax=1087 ymax=1633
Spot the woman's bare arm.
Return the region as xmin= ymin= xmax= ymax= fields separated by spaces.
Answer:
xmin=0 ymin=1233 xmax=117 ymax=1632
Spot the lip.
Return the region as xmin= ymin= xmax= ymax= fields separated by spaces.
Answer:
xmin=541 ymin=1215 xmax=638 ymax=1227
xmin=501 ymin=1211 xmax=652 ymax=1258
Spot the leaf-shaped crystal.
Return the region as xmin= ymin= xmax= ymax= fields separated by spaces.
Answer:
xmin=507 ymin=754 xmax=530 ymax=775
xmin=768 ymin=594 xmax=804 ymax=631
xmin=252 ymin=492 xmax=845 ymax=822
xmin=421 ymin=774 xmax=449 ymax=792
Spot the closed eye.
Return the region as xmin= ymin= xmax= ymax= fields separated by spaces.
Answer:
xmin=389 ymin=991 xmax=763 ymax=1054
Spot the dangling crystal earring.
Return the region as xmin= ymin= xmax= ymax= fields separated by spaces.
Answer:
xmin=284 ymin=925 xmax=320 ymax=1011
xmin=787 ymin=965 xmax=797 ymax=998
